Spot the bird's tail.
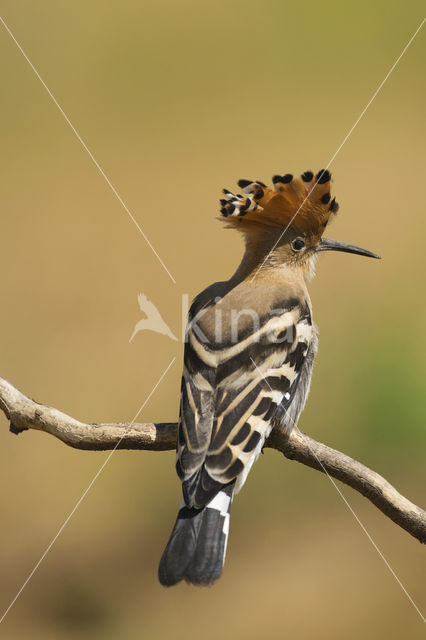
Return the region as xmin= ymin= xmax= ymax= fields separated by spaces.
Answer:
xmin=158 ymin=483 xmax=234 ymax=587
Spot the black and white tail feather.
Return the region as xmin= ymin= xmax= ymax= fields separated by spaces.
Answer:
xmin=159 ymin=483 xmax=234 ymax=586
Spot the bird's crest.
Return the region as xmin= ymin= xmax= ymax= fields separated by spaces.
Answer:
xmin=220 ymin=170 xmax=339 ymax=241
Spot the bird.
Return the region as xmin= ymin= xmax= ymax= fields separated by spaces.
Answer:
xmin=129 ymin=293 xmax=177 ymax=343
xmin=158 ymin=169 xmax=380 ymax=587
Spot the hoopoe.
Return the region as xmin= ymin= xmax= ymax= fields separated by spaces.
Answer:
xmin=159 ymin=169 xmax=379 ymax=587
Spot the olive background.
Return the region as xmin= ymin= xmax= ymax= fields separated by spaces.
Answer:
xmin=0 ymin=2 xmax=425 ymax=638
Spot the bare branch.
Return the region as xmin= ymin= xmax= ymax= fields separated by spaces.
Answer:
xmin=268 ymin=429 xmax=426 ymax=545
xmin=0 ymin=377 xmax=176 ymax=451
xmin=1 ymin=376 xmax=425 ymax=544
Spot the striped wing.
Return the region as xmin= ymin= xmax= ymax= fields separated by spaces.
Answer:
xmin=177 ymin=301 xmax=312 ymax=509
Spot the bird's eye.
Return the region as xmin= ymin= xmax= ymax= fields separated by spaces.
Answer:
xmin=292 ymin=238 xmax=305 ymax=252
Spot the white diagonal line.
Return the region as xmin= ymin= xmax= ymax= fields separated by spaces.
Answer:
xmin=302 ymin=443 xmax=426 ymax=624
xmin=250 ymin=357 xmax=425 ymax=624
xmin=0 ymin=356 xmax=176 ymax=625
xmin=251 ymin=17 xmax=425 ymax=282
xmin=0 ymin=16 xmax=176 ymax=285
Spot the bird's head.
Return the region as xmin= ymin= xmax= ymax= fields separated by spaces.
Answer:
xmin=220 ymin=170 xmax=380 ymax=279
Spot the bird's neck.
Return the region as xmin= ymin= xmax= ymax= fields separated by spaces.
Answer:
xmin=229 ymin=232 xmax=312 ymax=288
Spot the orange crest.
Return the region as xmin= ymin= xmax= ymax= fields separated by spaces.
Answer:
xmin=220 ymin=170 xmax=339 ymax=240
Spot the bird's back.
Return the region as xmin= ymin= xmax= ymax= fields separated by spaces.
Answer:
xmin=178 ymin=271 xmax=316 ymax=506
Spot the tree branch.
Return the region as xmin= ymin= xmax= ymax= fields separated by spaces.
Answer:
xmin=1 ymin=376 xmax=425 ymax=544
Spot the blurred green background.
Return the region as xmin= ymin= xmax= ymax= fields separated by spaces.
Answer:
xmin=0 ymin=1 xmax=425 ymax=638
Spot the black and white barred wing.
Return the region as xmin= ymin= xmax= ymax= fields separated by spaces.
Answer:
xmin=177 ymin=367 xmax=214 ymax=484
xmin=177 ymin=305 xmax=313 ymax=509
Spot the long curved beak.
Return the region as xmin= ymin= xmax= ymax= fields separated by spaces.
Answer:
xmin=317 ymin=238 xmax=381 ymax=259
